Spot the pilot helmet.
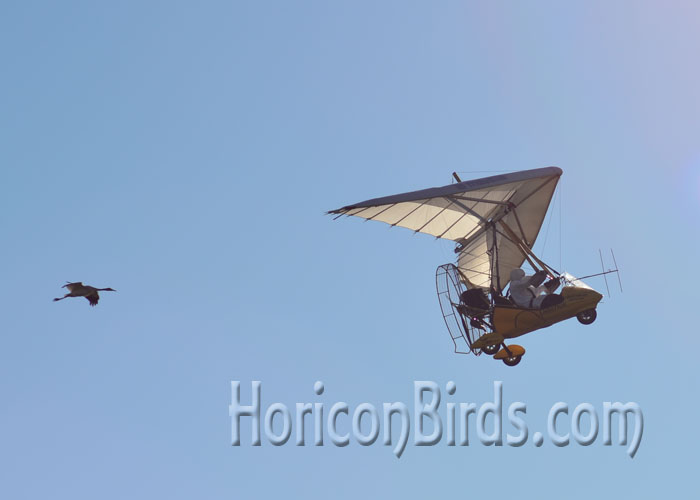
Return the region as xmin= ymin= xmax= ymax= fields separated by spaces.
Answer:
xmin=510 ymin=268 xmax=526 ymax=281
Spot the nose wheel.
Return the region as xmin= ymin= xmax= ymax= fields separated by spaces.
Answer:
xmin=577 ymin=309 xmax=597 ymax=325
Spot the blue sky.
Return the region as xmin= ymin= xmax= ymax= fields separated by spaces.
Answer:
xmin=1 ymin=1 xmax=699 ymax=498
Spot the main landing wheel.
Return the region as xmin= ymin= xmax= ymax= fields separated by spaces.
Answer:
xmin=495 ymin=344 xmax=525 ymax=367
xmin=503 ymin=355 xmax=522 ymax=367
xmin=482 ymin=344 xmax=500 ymax=355
xmin=577 ymin=309 xmax=597 ymax=325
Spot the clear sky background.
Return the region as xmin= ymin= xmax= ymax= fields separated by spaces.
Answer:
xmin=2 ymin=1 xmax=699 ymax=498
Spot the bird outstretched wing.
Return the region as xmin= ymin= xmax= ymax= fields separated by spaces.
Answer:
xmin=63 ymin=282 xmax=83 ymax=292
xmin=85 ymin=292 xmax=99 ymax=306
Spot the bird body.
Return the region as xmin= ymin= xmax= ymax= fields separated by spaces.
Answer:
xmin=54 ymin=282 xmax=116 ymax=306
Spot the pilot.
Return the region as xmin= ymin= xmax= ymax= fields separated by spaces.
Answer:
xmin=509 ymin=268 xmax=556 ymax=309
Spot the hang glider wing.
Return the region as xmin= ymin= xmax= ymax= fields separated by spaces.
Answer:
xmin=329 ymin=167 xmax=562 ymax=291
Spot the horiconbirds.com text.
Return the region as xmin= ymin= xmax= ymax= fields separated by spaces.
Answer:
xmin=229 ymin=380 xmax=643 ymax=458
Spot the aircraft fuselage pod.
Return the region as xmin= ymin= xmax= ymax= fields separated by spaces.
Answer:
xmin=471 ymin=286 xmax=603 ymax=350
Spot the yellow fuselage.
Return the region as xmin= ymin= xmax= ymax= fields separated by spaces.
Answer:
xmin=472 ymin=287 xmax=603 ymax=349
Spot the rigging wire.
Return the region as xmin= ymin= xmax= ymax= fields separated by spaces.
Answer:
xmin=538 ymin=184 xmax=557 ymax=259
xmin=533 ymin=180 xmax=563 ymax=275
xmin=559 ymin=177 xmax=563 ymax=271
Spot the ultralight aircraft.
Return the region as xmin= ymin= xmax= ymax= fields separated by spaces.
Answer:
xmin=329 ymin=167 xmax=619 ymax=366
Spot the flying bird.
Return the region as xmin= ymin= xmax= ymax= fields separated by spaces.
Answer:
xmin=53 ymin=282 xmax=116 ymax=306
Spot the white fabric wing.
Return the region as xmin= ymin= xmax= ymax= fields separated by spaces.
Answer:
xmin=329 ymin=167 xmax=562 ymax=291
